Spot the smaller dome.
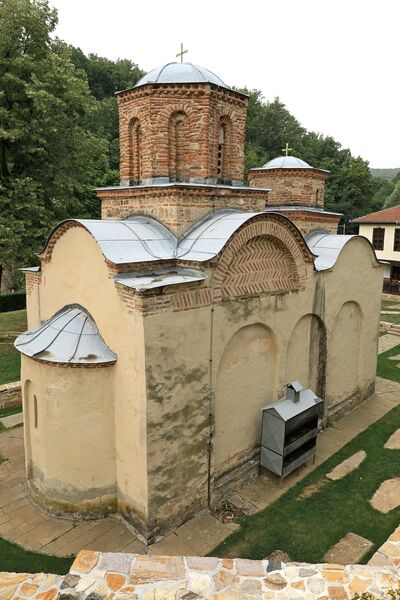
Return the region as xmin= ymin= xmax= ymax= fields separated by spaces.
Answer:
xmin=262 ymin=156 xmax=312 ymax=169
xmin=134 ymin=62 xmax=229 ymax=89
xmin=15 ymin=305 xmax=116 ymax=365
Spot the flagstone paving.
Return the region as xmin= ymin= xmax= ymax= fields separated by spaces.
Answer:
xmin=370 ymin=478 xmax=400 ymax=514
xmin=326 ymin=450 xmax=366 ymax=481
xmin=0 ymin=412 xmax=23 ymax=429
xmin=384 ymin=428 xmax=400 ymax=449
xmin=0 ymin=376 xmax=399 ymax=558
xmin=378 ymin=333 xmax=400 ymax=353
xmin=324 ymin=532 xmax=374 ymax=565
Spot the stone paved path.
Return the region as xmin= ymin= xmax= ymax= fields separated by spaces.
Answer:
xmin=0 ymin=377 xmax=399 ymax=558
xmin=326 ymin=450 xmax=366 ymax=481
xmin=0 ymin=412 xmax=23 ymax=429
xmin=378 ymin=334 xmax=400 ymax=353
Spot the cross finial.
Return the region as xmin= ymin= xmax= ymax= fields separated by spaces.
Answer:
xmin=282 ymin=142 xmax=293 ymax=156
xmin=176 ymin=43 xmax=188 ymax=63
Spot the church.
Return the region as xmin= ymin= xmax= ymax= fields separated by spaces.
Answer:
xmin=15 ymin=59 xmax=383 ymax=542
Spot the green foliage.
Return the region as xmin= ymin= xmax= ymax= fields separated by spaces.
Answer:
xmin=0 ymin=308 xmax=26 ymax=384
xmin=370 ymin=168 xmax=400 ymax=181
xmin=0 ymin=0 xmax=113 ymax=287
xmin=0 ymin=291 xmax=25 ymax=311
xmin=384 ymin=180 xmax=400 ymax=208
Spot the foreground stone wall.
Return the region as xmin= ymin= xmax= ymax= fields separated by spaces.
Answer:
xmin=2 ymin=526 xmax=399 ymax=600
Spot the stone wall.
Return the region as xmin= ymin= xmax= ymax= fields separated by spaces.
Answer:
xmin=0 ymin=381 xmax=21 ymax=410
xmin=1 ymin=525 xmax=399 ymax=599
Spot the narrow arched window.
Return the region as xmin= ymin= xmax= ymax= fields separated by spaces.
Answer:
xmin=217 ymin=124 xmax=226 ymax=180
xmin=128 ymin=118 xmax=141 ymax=184
xmin=33 ymin=395 xmax=38 ymax=429
xmin=169 ymin=111 xmax=187 ymax=182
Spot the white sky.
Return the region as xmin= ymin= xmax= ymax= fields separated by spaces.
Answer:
xmin=51 ymin=0 xmax=400 ymax=168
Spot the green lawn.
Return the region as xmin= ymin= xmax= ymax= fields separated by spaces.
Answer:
xmin=0 ymin=309 xmax=26 ymax=385
xmin=0 ymin=538 xmax=73 ymax=574
xmin=211 ymin=402 xmax=400 ymax=562
xmin=377 ymin=341 xmax=400 ymax=383
xmin=381 ymin=299 xmax=400 ymax=325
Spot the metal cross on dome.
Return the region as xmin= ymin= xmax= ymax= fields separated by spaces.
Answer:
xmin=176 ymin=43 xmax=188 ymax=63
xmin=282 ymin=142 xmax=293 ymax=156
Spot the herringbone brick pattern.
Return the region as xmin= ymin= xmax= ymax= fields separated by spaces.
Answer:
xmin=221 ymin=235 xmax=298 ymax=297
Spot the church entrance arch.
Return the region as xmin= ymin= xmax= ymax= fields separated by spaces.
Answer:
xmin=213 ymin=323 xmax=278 ymax=479
xmin=285 ymin=314 xmax=326 ymax=396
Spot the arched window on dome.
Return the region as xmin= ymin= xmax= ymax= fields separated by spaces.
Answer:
xmin=217 ymin=116 xmax=231 ymax=182
xmin=169 ymin=111 xmax=187 ymax=182
xmin=128 ymin=117 xmax=141 ymax=184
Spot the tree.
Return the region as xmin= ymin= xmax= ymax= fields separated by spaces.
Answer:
xmin=0 ymin=0 xmax=111 ymax=289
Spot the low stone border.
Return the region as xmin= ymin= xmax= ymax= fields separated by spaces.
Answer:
xmin=0 ymin=381 xmax=21 ymax=410
xmin=1 ymin=532 xmax=400 ymax=600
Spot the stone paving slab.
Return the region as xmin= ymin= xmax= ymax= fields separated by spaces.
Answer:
xmin=384 ymin=428 xmax=400 ymax=449
xmin=324 ymin=532 xmax=374 ymax=564
xmin=378 ymin=333 xmax=400 ymax=353
xmin=370 ymin=478 xmax=400 ymax=514
xmin=326 ymin=450 xmax=366 ymax=481
xmin=0 ymin=412 xmax=23 ymax=429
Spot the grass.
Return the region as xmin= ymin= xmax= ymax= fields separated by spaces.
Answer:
xmin=0 ymin=309 xmax=26 ymax=385
xmin=0 ymin=538 xmax=74 ymax=574
xmin=0 ymin=404 xmax=22 ymax=419
xmin=377 ymin=341 xmax=400 ymax=383
xmin=381 ymin=299 xmax=400 ymax=324
xmin=211 ymin=402 xmax=400 ymax=562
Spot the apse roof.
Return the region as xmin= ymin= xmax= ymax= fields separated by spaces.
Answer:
xmin=14 ymin=306 xmax=116 ymax=365
xmin=133 ymin=62 xmax=230 ymax=90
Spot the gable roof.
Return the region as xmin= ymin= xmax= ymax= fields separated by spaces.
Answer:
xmin=352 ymin=205 xmax=400 ymax=224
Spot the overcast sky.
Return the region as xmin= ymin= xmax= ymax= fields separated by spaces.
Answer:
xmin=51 ymin=0 xmax=399 ymax=168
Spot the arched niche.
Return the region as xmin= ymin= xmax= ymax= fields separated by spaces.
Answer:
xmin=326 ymin=301 xmax=363 ymax=407
xmin=168 ymin=110 xmax=188 ymax=181
xmin=217 ymin=115 xmax=232 ymax=182
xmin=213 ymin=323 xmax=278 ymax=477
xmin=128 ymin=117 xmax=141 ymax=183
xmin=285 ymin=314 xmax=327 ymax=396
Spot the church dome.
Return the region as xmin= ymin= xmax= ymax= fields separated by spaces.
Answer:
xmin=134 ymin=62 xmax=230 ymax=89
xmin=262 ymin=156 xmax=312 ymax=169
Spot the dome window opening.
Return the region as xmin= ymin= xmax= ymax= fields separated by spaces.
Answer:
xmin=34 ymin=395 xmax=38 ymax=429
xmin=217 ymin=123 xmax=226 ymax=180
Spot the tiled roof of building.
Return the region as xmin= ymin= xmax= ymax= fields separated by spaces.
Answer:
xmin=352 ymin=205 xmax=400 ymax=224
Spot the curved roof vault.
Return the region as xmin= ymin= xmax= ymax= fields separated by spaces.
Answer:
xmin=15 ymin=305 xmax=117 ymax=365
xmin=306 ymin=230 xmax=379 ymax=271
xmin=40 ymin=211 xmax=368 ymax=277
